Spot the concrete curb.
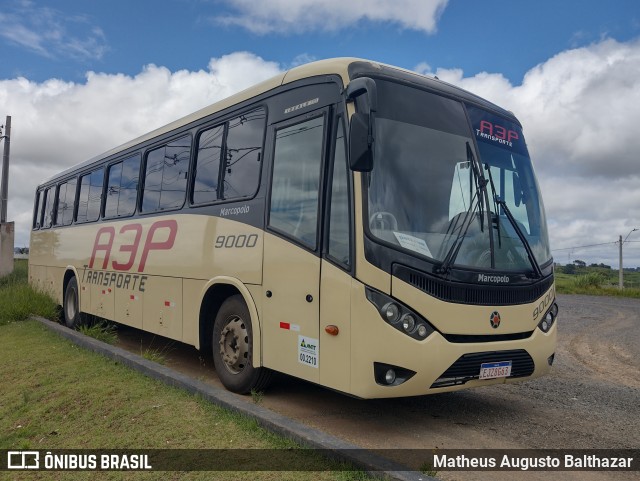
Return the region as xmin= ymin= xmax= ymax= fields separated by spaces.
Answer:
xmin=33 ymin=317 xmax=434 ymax=481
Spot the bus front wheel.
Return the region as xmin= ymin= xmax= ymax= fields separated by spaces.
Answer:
xmin=63 ymin=277 xmax=85 ymax=329
xmin=212 ymin=295 xmax=271 ymax=394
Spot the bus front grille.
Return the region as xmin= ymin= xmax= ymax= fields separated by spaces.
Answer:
xmin=393 ymin=264 xmax=554 ymax=306
xmin=430 ymin=349 xmax=535 ymax=388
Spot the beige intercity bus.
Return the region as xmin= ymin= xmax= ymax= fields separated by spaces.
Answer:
xmin=29 ymin=58 xmax=558 ymax=398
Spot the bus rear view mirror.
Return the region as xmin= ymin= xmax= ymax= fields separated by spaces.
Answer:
xmin=346 ymin=77 xmax=377 ymax=172
xmin=349 ymin=112 xmax=373 ymax=172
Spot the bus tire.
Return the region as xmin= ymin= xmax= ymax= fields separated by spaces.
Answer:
xmin=212 ymin=294 xmax=271 ymax=394
xmin=63 ymin=277 xmax=86 ymax=329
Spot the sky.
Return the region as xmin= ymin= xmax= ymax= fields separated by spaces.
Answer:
xmin=1 ymin=0 xmax=639 ymax=268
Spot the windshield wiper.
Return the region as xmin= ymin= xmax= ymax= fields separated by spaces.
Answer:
xmin=436 ymin=143 xmax=487 ymax=274
xmin=484 ymin=164 xmax=543 ymax=279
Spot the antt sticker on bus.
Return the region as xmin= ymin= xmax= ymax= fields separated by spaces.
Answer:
xmin=298 ymin=336 xmax=319 ymax=368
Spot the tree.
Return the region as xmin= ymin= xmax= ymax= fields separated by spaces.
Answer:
xmin=563 ymin=264 xmax=576 ymax=274
xmin=573 ymin=259 xmax=586 ymax=268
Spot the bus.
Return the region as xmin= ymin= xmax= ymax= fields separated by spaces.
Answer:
xmin=29 ymin=58 xmax=558 ymax=399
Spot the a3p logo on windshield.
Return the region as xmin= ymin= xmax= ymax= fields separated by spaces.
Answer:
xmin=7 ymin=451 xmax=40 ymax=470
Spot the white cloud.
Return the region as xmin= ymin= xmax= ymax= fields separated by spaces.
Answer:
xmin=420 ymin=38 xmax=640 ymax=266
xmin=3 ymin=39 xmax=640 ymax=268
xmin=213 ymin=0 xmax=449 ymax=34
xmin=0 ymin=52 xmax=281 ymax=246
xmin=0 ymin=1 xmax=108 ymax=60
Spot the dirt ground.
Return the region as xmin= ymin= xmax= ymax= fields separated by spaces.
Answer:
xmin=114 ymin=294 xmax=640 ymax=480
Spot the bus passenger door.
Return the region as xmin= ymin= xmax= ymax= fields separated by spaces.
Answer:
xmin=262 ymin=109 xmax=328 ymax=383
xmin=319 ymin=115 xmax=352 ymax=394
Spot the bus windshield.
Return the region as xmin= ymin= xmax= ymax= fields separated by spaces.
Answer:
xmin=366 ymin=80 xmax=552 ymax=273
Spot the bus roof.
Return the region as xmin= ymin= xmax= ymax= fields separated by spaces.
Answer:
xmin=42 ymin=57 xmax=516 ymax=186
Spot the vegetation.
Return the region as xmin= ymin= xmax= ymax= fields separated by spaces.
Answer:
xmin=78 ymin=320 xmax=119 ymax=345
xmin=0 ymin=259 xmax=58 ymax=326
xmin=0 ymin=260 xmax=370 ymax=480
xmin=555 ymin=264 xmax=640 ymax=298
xmin=0 ymin=321 xmax=370 ymax=479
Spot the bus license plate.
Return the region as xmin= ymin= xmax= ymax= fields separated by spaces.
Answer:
xmin=479 ymin=361 xmax=512 ymax=380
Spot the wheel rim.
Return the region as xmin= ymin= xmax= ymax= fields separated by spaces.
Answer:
xmin=218 ymin=315 xmax=249 ymax=374
xmin=66 ymin=287 xmax=77 ymax=321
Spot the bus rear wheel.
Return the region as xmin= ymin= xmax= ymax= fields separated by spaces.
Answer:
xmin=212 ymin=295 xmax=271 ymax=394
xmin=63 ymin=277 xmax=86 ymax=329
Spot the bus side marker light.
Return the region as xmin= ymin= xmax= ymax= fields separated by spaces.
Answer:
xmin=325 ymin=325 xmax=339 ymax=336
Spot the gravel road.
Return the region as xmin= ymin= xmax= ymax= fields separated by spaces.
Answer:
xmin=115 ymin=293 xmax=640 ymax=480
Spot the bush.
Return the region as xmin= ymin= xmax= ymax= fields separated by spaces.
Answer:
xmin=0 ymin=260 xmax=59 ymax=326
xmin=572 ymin=272 xmax=607 ymax=289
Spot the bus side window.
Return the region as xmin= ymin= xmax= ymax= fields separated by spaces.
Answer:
xmin=193 ymin=124 xmax=224 ymax=204
xmin=105 ymin=155 xmax=140 ymax=218
xmin=33 ymin=190 xmax=41 ymax=229
xmin=54 ymin=183 xmax=67 ymax=227
xmin=42 ymin=187 xmax=55 ymax=228
xmin=327 ymin=116 xmax=351 ymax=267
xmin=222 ymin=109 xmax=266 ymax=200
xmin=142 ymin=135 xmax=190 ymax=212
xmin=77 ymin=168 xmax=104 ymax=223
xmin=55 ymin=178 xmax=77 ymax=226
xmin=269 ymin=115 xmax=325 ymax=249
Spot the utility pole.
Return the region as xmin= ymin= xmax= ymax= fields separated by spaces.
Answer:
xmin=1 ymin=116 xmax=11 ymax=223
xmin=0 ymin=115 xmax=15 ymax=277
xmin=619 ymin=235 xmax=623 ymax=290
xmin=619 ymin=228 xmax=639 ymax=289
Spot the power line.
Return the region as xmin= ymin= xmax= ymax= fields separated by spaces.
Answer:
xmin=551 ymin=241 xmax=617 ymax=252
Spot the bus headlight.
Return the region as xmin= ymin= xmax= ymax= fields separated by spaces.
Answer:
xmin=366 ymin=287 xmax=435 ymax=341
xmin=417 ymin=324 xmax=429 ymax=338
xmin=538 ymin=302 xmax=558 ymax=333
xmin=374 ymin=362 xmax=416 ymax=386
xmin=401 ymin=314 xmax=415 ymax=332
xmin=383 ymin=303 xmax=400 ymax=323
xmin=385 ymin=369 xmax=396 ymax=384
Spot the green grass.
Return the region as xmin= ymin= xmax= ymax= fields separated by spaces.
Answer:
xmin=0 ymin=260 xmax=372 ymax=480
xmin=0 ymin=259 xmax=59 ymax=326
xmin=139 ymin=337 xmax=174 ymax=365
xmin=78 ymin=320 xmax=119 ymax=345
xmin=555 ymin=268 xmax=640 ymax=298
xmin=0 ymin=321 xmax=371 ymax=480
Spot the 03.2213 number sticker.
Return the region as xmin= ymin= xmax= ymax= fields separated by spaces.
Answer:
xmin=298 ymin=336 xmax=319 ymax=368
